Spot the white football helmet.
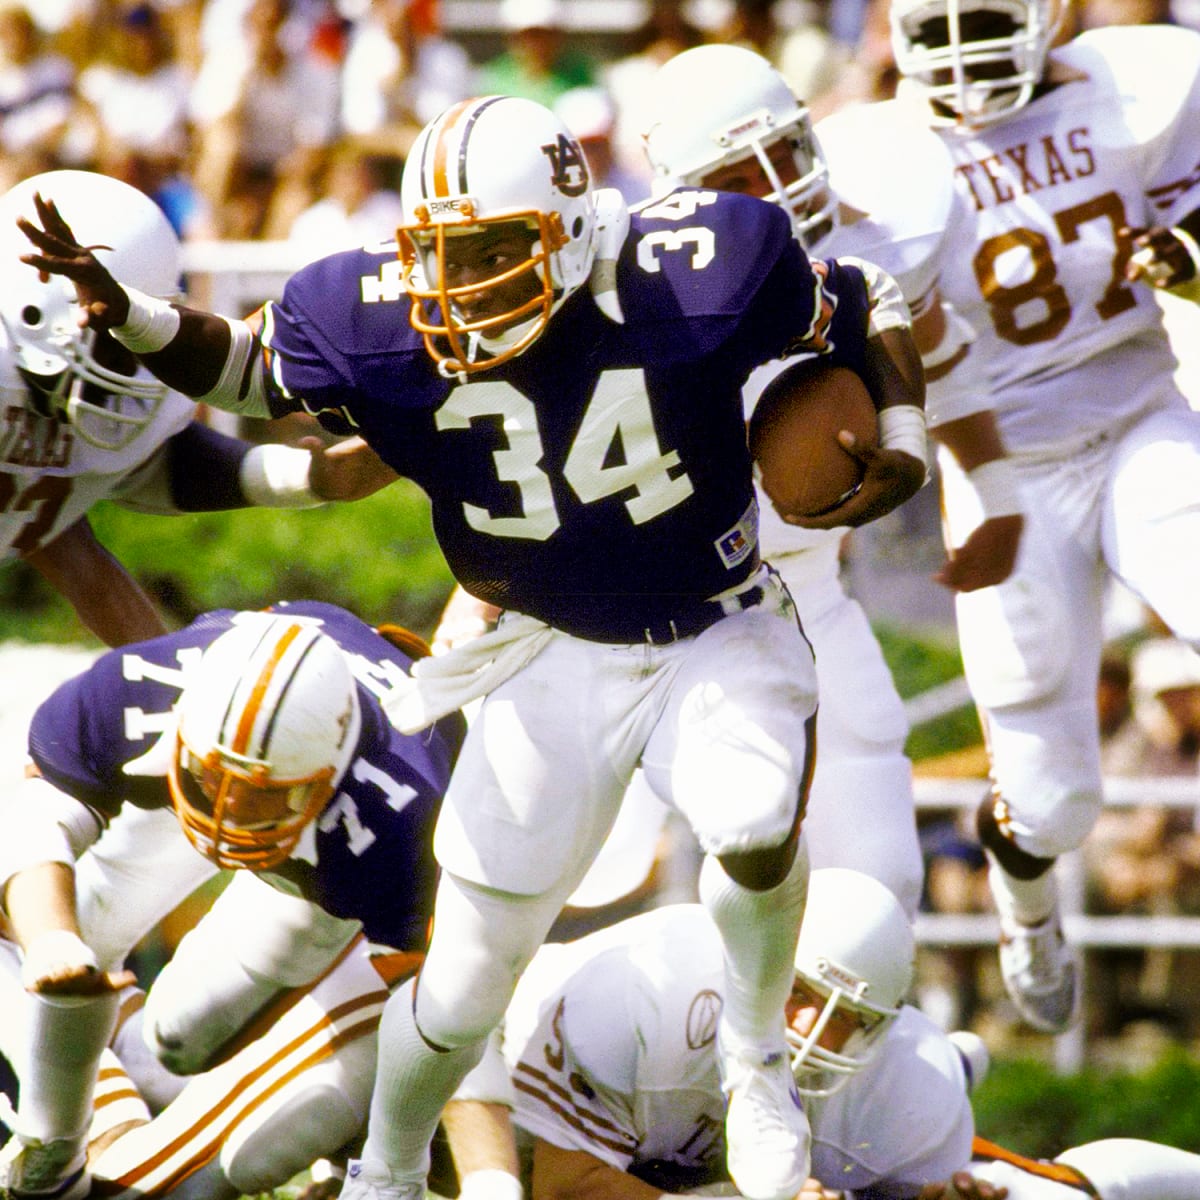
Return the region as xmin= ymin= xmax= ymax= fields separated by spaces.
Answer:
xmin=642 ymin=44 xmax=834 ymax=247
xmin=168 ymin=615 xmax=362 ymax=870
xmin=398 ymin=95 xmax=599 ymax=377
xmin=890 ymin=0 xmax=1064 ymax=126
xmin=786 ymin=868 xmax=915 ymax=1097
xmin=0 ymin=169 xmax=181 ymax=450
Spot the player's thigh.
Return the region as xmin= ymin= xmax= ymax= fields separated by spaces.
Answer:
xmin=434 ymin=635 xmax=651 ymax=896
xmin=643 ymin=603 xmax=817 ymax=854
xmin=950 ymin=471 xmax=1098 ymax=712
xmin=1105 ymin=405 xmax=1200 ymax=642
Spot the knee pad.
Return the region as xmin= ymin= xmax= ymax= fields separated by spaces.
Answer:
xmin=143 ymin=947 xmax=280 ymax=1075
xmin=976 ymin=797 xmax=1056 ymax=879
xmin=222 ymin=1079 xmax=361 ymax=1194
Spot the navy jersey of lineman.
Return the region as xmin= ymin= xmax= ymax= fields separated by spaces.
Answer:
xmin=259 ymin=191 xmax=872 ymax=641
xmin=26 ymin=601 xmax=465 ymax=952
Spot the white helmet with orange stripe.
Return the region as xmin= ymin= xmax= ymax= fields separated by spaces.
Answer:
xmin=398 ymin=94 xmax=599 ymax=377
xmin=167 ymin=614 xmax=361 ymax=870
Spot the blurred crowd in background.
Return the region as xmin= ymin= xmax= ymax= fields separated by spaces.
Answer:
xmin=3 ymin=0 xmax=1196 ymax=248
xmin=4 ymin=0 xmax=1200 ymax=1060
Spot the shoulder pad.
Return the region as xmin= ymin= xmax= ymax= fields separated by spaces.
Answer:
xmin=625 ymin=189 xmax=794 ymax=319
xmin=814 ymin=100 xmax=955 ymax=303
xmin=1052 ymin=26 xmax=1200 ymax=150
xmin=589 ymin=186 xmax=631 ymax=324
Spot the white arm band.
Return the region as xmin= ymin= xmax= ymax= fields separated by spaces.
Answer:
xmin=240 ymin=443 xmax=323 ymax=508
xmin=878 ymin=404 xmax=929 ymax=474
xmin=0 ymin=776 xmax=104 ymax=899
xmin=194 ymin=315 xmax=273 ymax=417
xmin=109 ymin=287 xmax=181 ymax=353
xmin=459 ymin=1172 xmax=524 ymax=1200
xmin=1168 ymin=226 xmax=1200 ymax=303
xmin=967 ymin=457 xmax=1023 ymax=519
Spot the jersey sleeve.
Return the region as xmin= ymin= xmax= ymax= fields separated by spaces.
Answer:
xmin=1061 ymin=26 xmax=1200 ymax=226
xmin=28 ymin=651 xmax=142 ymax=817
xmin=624 ymin=191 xmax=872 ymax=373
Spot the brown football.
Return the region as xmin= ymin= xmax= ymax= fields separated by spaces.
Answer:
xmin=748 ymin=361 xmax=878 ymax=519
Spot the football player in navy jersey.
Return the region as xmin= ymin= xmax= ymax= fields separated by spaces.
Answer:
xmin=0 ymin=602 xmax=465 ymax=1200
xmin=17 ymin=94 xmax=928 ymax=1200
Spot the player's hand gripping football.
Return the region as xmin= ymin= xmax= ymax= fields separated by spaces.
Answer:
xmin=782 ymin=434 xmax=926 ymax=531
xmin=1123 ymin=223 xmax=1197 ymax=290
xmin=16 ymin=191 xmax=131 ymax=330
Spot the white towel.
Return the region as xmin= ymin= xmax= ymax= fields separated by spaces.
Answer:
xmin=383 ymin=613 xmax=557 ymax=733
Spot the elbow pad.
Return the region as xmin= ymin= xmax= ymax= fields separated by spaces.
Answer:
xmin=195 ymin=316 xmax=273 ymax=418
xmin=838 ymin=255 xmax=912 ymax=337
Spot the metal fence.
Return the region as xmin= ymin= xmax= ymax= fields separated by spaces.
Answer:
xmin=913 ymin=774 xmax=1200 ymax=1071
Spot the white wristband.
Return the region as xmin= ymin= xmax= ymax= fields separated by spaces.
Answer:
xmin=967 ymin=457 xmax=1023 ymax=519
xmin=109 ymin=287 xmax=181 ymax=354
xmin=878 ymin=404 xmax=929 ymax=473
xmin=240 ymin=444 xmax=322 ymax=508
xmin=458 ymin=1170 xmax=524 ymax=1200
xmin=21 ymin=929 xmax=97 ymax=991
xmin=1168 ymin=226 xmax=1200 ymax=303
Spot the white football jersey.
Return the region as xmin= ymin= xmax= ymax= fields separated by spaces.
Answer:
xmin=0 ymin=332 xmax=195 ymax=559
xmin=503 ymin=905 xmax=973 ymax=1195
xmin=752 ymin=102 xmax=958 ymax=560
xmin=906 ymin=24 xmax=1200 ymax=451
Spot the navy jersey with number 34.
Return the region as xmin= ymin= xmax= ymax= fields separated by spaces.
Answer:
xmin=258 ymin=191 xmax=872 ymax=641
xmin=27 ymin=601 xmax=465 ymax=952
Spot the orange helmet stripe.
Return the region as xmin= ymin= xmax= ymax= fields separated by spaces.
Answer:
xmin=230 ymin=622 xmax=304 ymax=757
xmin=430 ymin=99 xmax=476 ymax=198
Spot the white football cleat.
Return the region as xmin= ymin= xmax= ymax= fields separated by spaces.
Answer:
xmin=0 ymin=1134 xmax=89 ymax=1200
xmin=998 ymin=908 xmax=1078 ymax=1034
xmin=719 ymin=1036 xmax=811 ymax=1200
xmin=339 ymin=1159 xmax=425 ymax=1200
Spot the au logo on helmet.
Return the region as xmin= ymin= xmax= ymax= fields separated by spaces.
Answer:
xmin=541 ymin=133 xmax=589 ymax=197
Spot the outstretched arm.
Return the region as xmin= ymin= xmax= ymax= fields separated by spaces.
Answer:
xmin=18 ymin=192 xmax=268 ymax=407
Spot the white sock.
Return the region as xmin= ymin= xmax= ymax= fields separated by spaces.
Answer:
xmin=986 ymin=854 xmax=1057 ymax=926
xmin=360 ymin=978 xmax=484 ymax=1180
xmin=699 ymin=837 xmax=809 ymax=1049
xmin=16 ymin=991 xmax=119 ymax=1143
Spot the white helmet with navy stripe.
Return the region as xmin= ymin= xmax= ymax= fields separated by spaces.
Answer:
xmin=398 ymin=94 xmax=599 ymax=376
xmin=168 ymin=614 xmax=362 ymax=870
